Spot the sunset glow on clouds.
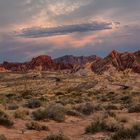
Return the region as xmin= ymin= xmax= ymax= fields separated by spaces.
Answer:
xmin=0 ymin=0 xmax=140 ymax=62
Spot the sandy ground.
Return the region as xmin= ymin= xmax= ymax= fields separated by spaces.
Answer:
xmin=0 ymin=71 xmax=140 ymax=140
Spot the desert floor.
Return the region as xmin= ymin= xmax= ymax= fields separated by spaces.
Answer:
xmin=0 ymin=71 xmax=140 ymax=140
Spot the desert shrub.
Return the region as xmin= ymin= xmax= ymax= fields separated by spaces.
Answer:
xmin=0 ymin=98 xmax=6 ymax=105
xmin=21 ymin=90 xmax=34 ymax=99
xmin=69 ymin=91 xmax=82 ymax=98
xmin=111 ymin=123 xmax=140 ymax=140
xmin=128 ymin=104 xmax=140 ymax=113
xmin=44 ymin=103 xmax=66 ymax=122
xmin=105 ymin=104 xmax=118 ymax=110
xmin=7 ymin=103 xmax=19 ymax=110
xmin=74 ymin=102 xmax=95 ymax=115
xmin=85 ymin=120 xmax=106 ymax=134
xmin=6 ymin=93 xmax=16 ymax=99
xmin=105 ymin=92 xmax=117 ymax=102
xmin=33 ymin=103 xmax=66 ymax=122
xmin=0 ymin=110 xmax=14 ymax=127
xmin=66 ymin=110 xmax=82 ymax=117
xmin=98 ymin=95 xmax=108 ymax=102
xmin=43 ymin=133 xmax=69 ymax=140
xmin=32 ymin=109 xmax=46 ymax=120
xmin=26 ymin=99 xmax=42 ymax=109
xmin=26 ymin=121 xmax=49 ymax=131
xmin=120 ymin=95 xmax=132 ymax=104
xmin=56 ymin=97 xmax=78 ymax=105
xmin=14 ymin=109 xmax=29 ymax=119
xmin=39 ymin=96 xmax=49 ymax=102
xmin=103 ymin=111 xmax=117 ymax=118
xmin=55 ymin=91 xmax=66 ymax=96
xmin=85 ymin=117 xmax=121 ymax=134
xmin=0 ymin=134 xmax=7 ymax=140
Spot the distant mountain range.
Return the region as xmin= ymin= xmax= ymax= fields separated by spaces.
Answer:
xmin=0 ymin=50 xmax=140 ymax=74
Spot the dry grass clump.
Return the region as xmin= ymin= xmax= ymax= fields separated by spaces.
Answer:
xmin=32 ymin=103 xmax=66 ymax=122
xmin=26 ymin=121 xmax=49 ymax=131
xmin=128 ymin=104 xmax=140 ymax=113
xmin=7 ymin=103 xmax=19 ymax=110
xmin=54 ymin=91 xmax=66 ymax=96
xmin=0 ymin=134 xmax=7 ymax=140
xmin=74 ymin=102 xmax=95 ymax=115
xmin=120 ymin=95 xmax=132 ymax=104
xmin=14 ymin=109 xmax=29 ymax=119
xmin=111 ymin=123 xmax=140 ymax=140
xmin=21 ymin=90 xmax=35 ymax=99
xmin=43 ymin=133 xmax=70 ymax=140
xmin=116 ymin=115 xmax=128 ymax=123
xmin=85 ymin=116 xmax=122 ymax=134
xmin=66 ymin=109 xmax=82 ymax=117
xmin=26 ymin=99 xmax=42 ymax=109
xmin=105 ymin=103 xmax=118 ymax=110
xmin=0 ymin=110 xmax=14 ymax=127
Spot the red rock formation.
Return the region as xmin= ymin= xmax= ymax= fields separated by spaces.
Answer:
xmin=2 ymin=61 xmax=27 ymax=72
xmin=0 ymin=65 xmax=6 ymax=72
xmin=0 ymin=50 xmax=139 ymax=74
xmin=54 ymin=55 xmax=101 ymax=66
xmin=1 ymin=55 xmax=56 ymax=72
xmin=92 ymin=50 xmax=140 ymax=74
xmin=27 ymin=55 xmax=56 ymax=71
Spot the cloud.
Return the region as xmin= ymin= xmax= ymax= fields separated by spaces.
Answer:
xmin=17 ymin=21 xmax=115 ymax=38
xmin=0 ymin=0 xmax=140 ymax=62
xmin=0 ymin=0 xmax=47 ymax=28
xmin=46 ymin=0 xmax=87 ymax=16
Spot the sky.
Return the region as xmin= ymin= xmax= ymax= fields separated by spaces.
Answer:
xmin=0 ymin=0 xmax=140 ymax=62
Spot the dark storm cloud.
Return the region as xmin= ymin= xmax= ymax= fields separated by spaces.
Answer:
xmin=18 ymin=22 xmax=113 ymax=38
